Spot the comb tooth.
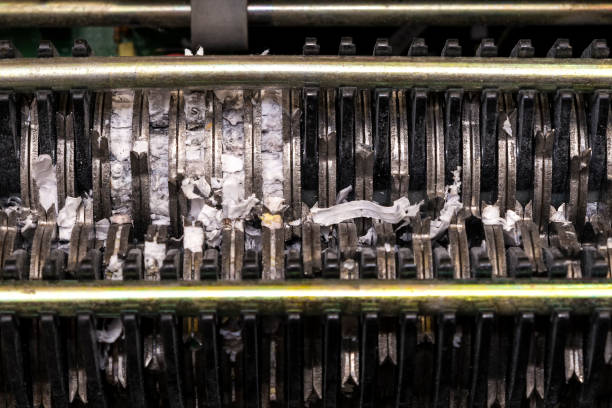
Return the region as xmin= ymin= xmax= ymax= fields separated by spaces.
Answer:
xmin=547 ymin=39 xmax=573 ymax=58
xmin=92 ymin=91 xmax=112 ymax=223
xmin=0 ymin=91 xmax=20 ymax=200
xmin=408 ymin=38 xmax=428 ymax=57
xmin=70 ymin=89 xmax=92 ymax=196
xmin=324 ymin=313 xmax=341 ymax=408
xmin=338 ymin=87 xmax=356 ymax=202
xmin=444 ymin=89 xmax=463 ymax=186
xmin=303 ymin=316 xmax=322 ymax=405
xmin=582 ymin=39 xmax=610 ymax=58
xmin=552 ymin=90 xmax=573 ymax=209
xmin=373 ymin=88 xmax=391 ymax=204
xmin=198 ymin=313 xmax=221 ymax=408
xmin=470 ymin=312 xmax=494 ymax=408
xmin=35 ymin=88 xmax=56 ymax=162
xmin=545 ymin=311 xmax=569 ymax=407
xmin=480 ymin=88 xmax=500 ymax=204
xmin=581 ymin=243 xmax=608 ymax=278
xmin=476 ymin=38 xmax=498 ymax=57
xmin=122 ymin=313 xmax=147 ymax=408
xmin=286 ymin=313 xmax=303 ymax=408
xmin=242 ymin=313 xmax=260 ymax=408
xmin=160 ymin=313 xmax=184 ymax=408
xmin=507 ymin=313 xmax=535 ymax=408
xmin=448 ymin=213 xmax=470 ymax=279
xmin=426 ymin=94 xmax=444 ymax=213
xmin=506 ymin=247 xmax=533 ymax=279
xmin=433 ymin=246 xmax=454 ymax=279
xmin=396 ymin=313 xmax=417 ymax=407
xmin=510 ymin=39 xmax=535 ymax=58
xmin=303 ymin=37 xmax=320 ymax=56
xmin=516 ymin=89 xmax=536 ymax=206
xmin=76 ymin=313 xmax=107 ymax=408
xmin=461 ymin=93 xmax=481 ymax=217
xmin=397 ymin=247 xmax=417 ymax=279
xmin=201 ymin=248 xmax=220 ymax=281
xmin=1 ymin=314 xmax=30 ymax=408
xmin=40 ymin=314 xmax=68 ymax=408
xmin=414 ymin=316 xmax=434 ymax=406
xmin=453 ymin=319 xmax=472 ymax=407
xmin=409 ymin=89 xmax=428 ymax=202
xmin=302 ymin=87 xmax=320 ymax=208
xmin=323 ymin=248 xmax=340 ymax=280
xmin=586 ymin=90 xmax=610 ymax=196
xmin=579 ymin=310 xmax=611 ymax=406
xmin=72 ymin=39 xmax=92 ymax=57
xmin=360 ymin=312 xmax=378 ymax=408
xmin=433 ymin=312 xmax=456 ymax=408
xmin=340 ymin=315 xmax=359 ymax=404
xmin=442 ymin=39 xmax=462 ymax=57
xmin=373 ymin=38 xmax=392 ymax=56
xmin=338 ymin=37 xmax=356 ymax=56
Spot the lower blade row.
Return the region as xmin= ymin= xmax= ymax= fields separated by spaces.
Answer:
xmin=1 ymin=309 xmax=612 ymax=408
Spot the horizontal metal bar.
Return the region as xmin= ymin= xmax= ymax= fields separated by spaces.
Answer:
xmin=0 ymin=1 xmax=190 ymax=27
xmin=1 ymin=55 xmax=611 ymax=91
xmin=0 ymin=280 xmax=611 ymax=316
xmin=0 ymin=1 xmax=612 ymax=27
xmin=248 ymin=1 xmax=612 ymax=27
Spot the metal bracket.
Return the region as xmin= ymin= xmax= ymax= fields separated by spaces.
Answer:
xmin=191 ymin=0 xmax=248 ymax=52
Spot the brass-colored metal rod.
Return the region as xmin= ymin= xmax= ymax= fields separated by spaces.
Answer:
xmin=1 ymin=1 xmax=612 ymax=27
xmin=0 ymin=280 xmax=611 ymax=316
xmin=1 ymin=55 xmax=611 ymax=91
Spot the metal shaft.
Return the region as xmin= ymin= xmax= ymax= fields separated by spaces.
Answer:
xmin=1 ymin=55 xmax=611 ymax=91
xmin=1 ymin=280 xmax=611 ymax=316
xmin=0 ymin=1 xmax=611 ymax=27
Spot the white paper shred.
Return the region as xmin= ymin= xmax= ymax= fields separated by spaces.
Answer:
xmin=144 ymin=240 xmax=166 ymax=277
xmin=586 ymin=202 xmax=600 ymax=220
xmin=219 ymin=91 xmax=247 ymax=219
xmin=197 ymin=203 xmax=224 ymax=248
xmin=109 ymin=89 xmax=134 ymax=217
xmin=311 ymin=197 xmax=421 ymax=226
xmin=106 ymin=254 xmax=124 ymax=280
xmin=184 ymin=225 xmax=205 ymax=253
xmin=429 ymin=194 xmax=463 ymax=239
xmin=22 ymin=213 xmax=37 ymax=234
xmin=147 ymin=89 xmax=171 ymax=225
xmin=358 ymin=226 xmax=377 ymax=247
xmin=95 ymin=218 xmax=110 ymax=243
xmin=551 ymin=203 xmax=570 ymax=224
xmin=57 ymin=196 xmax=82 ymax=241
xmin=264 ymin=196 xmax=286 ymax=214
xmin=132 ymin=139 xmax=148 ymax=154
xmin=184 ymin=46 xmax=204 ymax=56
xmin=184 ymin=91 xmax=207 ymax=178
xmin=182 ymin=177 xmax=211 ymax=200
xmin=482 ymin=204 xmax=523 ymax=246
xmin=31 ymin=154 xmax=58 ymax=212
xmin=245 ymin=224 xmax=262 ymax=251
xmin=503 ymin=116 xmax=513 ymax=136
xmin=261 ymin=90 xmax=284 ymax=199
xmin=482 ymin=205 xmax=521 ymax=230
xmin=96 ymin=318 xmax=123 ymax=343
xmin=429 ymin=167 xmax=463 ymax=239
xmin=336 ymin=185 xmax=353 ymax=205
xmin=225 ymin=194 xmax=259 ymax=220
xmin=220 ymin=326 xmax=243 ymax=362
